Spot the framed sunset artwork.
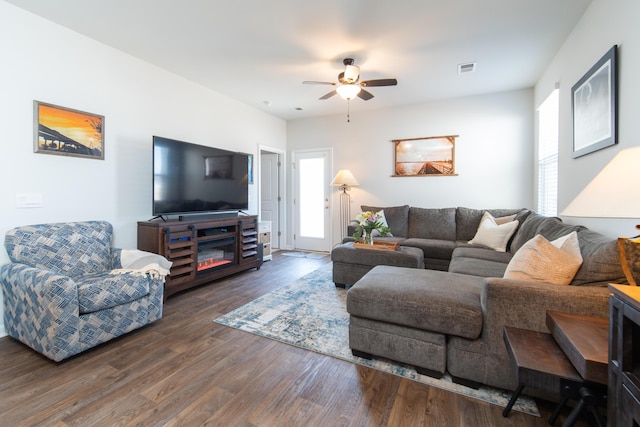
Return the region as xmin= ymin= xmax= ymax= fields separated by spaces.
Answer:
xmin=34 ymin=101 xmax=105 ymax=160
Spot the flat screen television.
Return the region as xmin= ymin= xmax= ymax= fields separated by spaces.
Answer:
xmin=152 ymin=136 xmax=249 ymax=217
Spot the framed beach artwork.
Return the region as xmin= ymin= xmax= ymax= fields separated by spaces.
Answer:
xmin=392 ymin=135 xmax=458 ymax=177
xmin=34 ymin=101 xmax=105 ymax=160
xmin=571 ymin=45 xmax=618 ymax=158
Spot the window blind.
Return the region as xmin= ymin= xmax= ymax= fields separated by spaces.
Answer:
xmin=537 ymin=89 xmax=559 ymax=216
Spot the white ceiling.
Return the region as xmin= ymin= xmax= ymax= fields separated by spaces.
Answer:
xmin=6 ymin=0 xmax=592 ymax=121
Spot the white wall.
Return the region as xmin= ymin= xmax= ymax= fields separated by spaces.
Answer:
xmin=287 ymin=89 xmax=534 ymax=247
xmin=536 ymin=0 xmax=640 ymax=238
xmin=0 ymin=1 xmax=286 ymax=334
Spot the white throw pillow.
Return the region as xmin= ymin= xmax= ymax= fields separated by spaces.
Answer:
xmin=468 ymin=212 xmax=519 ymax=252
xmin=503 ymin=231 xmax=583 ymax=285
xmin=371 ymin=210 xmax=393 ymax=237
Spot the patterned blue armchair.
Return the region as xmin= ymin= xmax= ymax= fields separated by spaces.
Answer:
xmin=0 ymin=221 xmax=167 ymax=361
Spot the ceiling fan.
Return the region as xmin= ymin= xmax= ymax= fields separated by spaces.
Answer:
xmin=303 ymin=58 xmax=398 ymax=102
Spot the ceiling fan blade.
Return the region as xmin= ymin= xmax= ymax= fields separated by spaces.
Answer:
xmin=361 ymin=78 xmax=398 ymax=87
xmin=319 ymin=90 xmax=337 ymax=100
xmin=303 ymin=81 xmax=336 ymax=86
xmin=357 ymin=89 xmax=374 ymax=101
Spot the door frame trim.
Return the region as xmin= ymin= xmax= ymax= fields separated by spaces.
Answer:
xmin=258 ymin=144 xmax=289 ymax=249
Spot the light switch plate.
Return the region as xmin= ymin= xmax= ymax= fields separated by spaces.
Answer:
xmin=16 ymin=193 xmax=43 ymax=208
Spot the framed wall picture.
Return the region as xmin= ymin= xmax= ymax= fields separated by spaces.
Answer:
xmin=571 ymin=45 xmax=617 ymax=158
xmin=392 ymin=135 xmax=458 ymax=176
xmin=34 ymin=101 xmax=105 ymax=160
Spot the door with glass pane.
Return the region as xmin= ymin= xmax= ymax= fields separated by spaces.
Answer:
xmin=293 ymin=149 xmax=332 ymax=252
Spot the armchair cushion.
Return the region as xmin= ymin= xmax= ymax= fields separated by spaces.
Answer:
xmin=77 ymin=272 xmax=151 ymax=314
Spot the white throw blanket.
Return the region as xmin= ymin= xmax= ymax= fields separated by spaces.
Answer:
xmin=114 ymin=249 xmax=172 ymax=280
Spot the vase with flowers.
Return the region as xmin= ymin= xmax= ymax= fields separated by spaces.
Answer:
xmin=351 ymin=211 xmax=391 ymax=244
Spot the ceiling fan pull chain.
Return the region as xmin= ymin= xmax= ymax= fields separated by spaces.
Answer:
xmin=347 ymin=100 xmax=351 ymax=123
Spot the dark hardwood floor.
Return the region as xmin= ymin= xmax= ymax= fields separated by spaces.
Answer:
xmin=0 ymin=252 xmax=592 ymax=426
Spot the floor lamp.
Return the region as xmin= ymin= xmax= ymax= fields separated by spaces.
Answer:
xmin=330 ymin=170 xmax=359 ymax=241
xmin=561 ymin=147 xmax=640 ymax=285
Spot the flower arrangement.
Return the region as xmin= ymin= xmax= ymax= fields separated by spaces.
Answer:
xmin=351 ymin=211 xmax=391 ymax=244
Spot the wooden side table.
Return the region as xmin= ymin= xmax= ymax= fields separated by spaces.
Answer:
xmin=502 ymin=326 xmax=582 ymax=419
xmin=546 ymin=310 xmax=608 ymax=384
xmin=503 ymin=322 xmax=607 ymax=426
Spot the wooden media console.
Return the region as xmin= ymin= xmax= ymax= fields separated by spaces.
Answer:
xmin=138 ymin=215 xmax=261 ymax=298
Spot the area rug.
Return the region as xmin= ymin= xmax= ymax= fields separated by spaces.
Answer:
xmin=214 ymin=264 xmax=540 ymax=417
xmin=280 ymin=251 xmax=326 ymax=259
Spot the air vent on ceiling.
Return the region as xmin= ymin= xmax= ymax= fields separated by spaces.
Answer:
xmin=458 ymin=62 xmax=477 ymax=74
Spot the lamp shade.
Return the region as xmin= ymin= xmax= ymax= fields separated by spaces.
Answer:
xmin=344 ymin=65 xmax=360 ymax=83
xmin=561 ymin=147 xmax=640 ymax=218
xmin=330 ymin=170 xmax=359 ymax=187
xmin=336 ymin=84 xmax=361 ymax=101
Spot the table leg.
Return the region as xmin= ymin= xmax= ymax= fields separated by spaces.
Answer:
xmin=548 ymin=396 xmax=569 ymax=425
xmin=503 ymin=384 xmax=525 ymax=417
xmin=562 ymin=398 xmax=586 ymax=427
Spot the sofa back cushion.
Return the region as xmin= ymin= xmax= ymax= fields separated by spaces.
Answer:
xmin=408 ymin=207 xmax=457 ymax=241
xmin=573 ymin=229 xmax=626 ymax=286
xmin=4 ymin=221 xmax=113 ymax=279
xmin=510 ymin=213 xmax=557 ymax=253
xmin=456 ymin=207 xmax=529 ymax=242
xmin=361 ymin=205 xmax=410 ymax=237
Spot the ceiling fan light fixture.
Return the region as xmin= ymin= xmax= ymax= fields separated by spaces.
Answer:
xmin=336 ymin=84 xmax=361 ymax=100
xmin=344 ymin=65 xmax=360 ymax=83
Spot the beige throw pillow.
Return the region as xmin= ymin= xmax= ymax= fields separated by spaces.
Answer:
xmin=494 ymin=213 xmax=516 ymax=225
xmin=503 ymin=231 xmax=583 ymax=285
xmin=468 ymin=212 xmax=519 ymax=252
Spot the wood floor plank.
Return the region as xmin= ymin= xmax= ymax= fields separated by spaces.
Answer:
xmin=349 ymin=367 xmax=401 ymax=426
xmin=4 ymin=363 xmax=121 ymax=426
xmin=0 ymin=251 xmax=594 ymax=426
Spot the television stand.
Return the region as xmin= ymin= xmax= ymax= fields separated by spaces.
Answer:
xmin=137 ymin=215 xmax=261 ymax=298
xmin=177 ymin=211 xmax=239 ymax=222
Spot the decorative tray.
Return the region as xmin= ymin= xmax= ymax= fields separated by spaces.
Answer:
xmin=353 ymin=241 xmax=399 ymax=251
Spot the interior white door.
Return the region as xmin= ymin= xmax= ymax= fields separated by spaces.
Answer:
xmin=260 ymin=152 xmax=280 ymax=249
xmin=294 ymin=149 xmax=332 ymax=252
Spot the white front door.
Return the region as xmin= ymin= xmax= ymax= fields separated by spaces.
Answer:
xmin=293 ymin=149 xmax=332 ymax=252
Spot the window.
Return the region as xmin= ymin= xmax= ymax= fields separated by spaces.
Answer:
xmin=298 ymin=157 xmax=325 ymax=238
xmin=537 ymin=89 xmax=559 ymax=216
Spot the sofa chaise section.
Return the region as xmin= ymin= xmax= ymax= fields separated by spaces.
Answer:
xmin=348 ymin=266 xmax=485 ymax=378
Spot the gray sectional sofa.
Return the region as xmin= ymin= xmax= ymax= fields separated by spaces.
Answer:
xmin=335 ymin=205 xmax=626 ymax=391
